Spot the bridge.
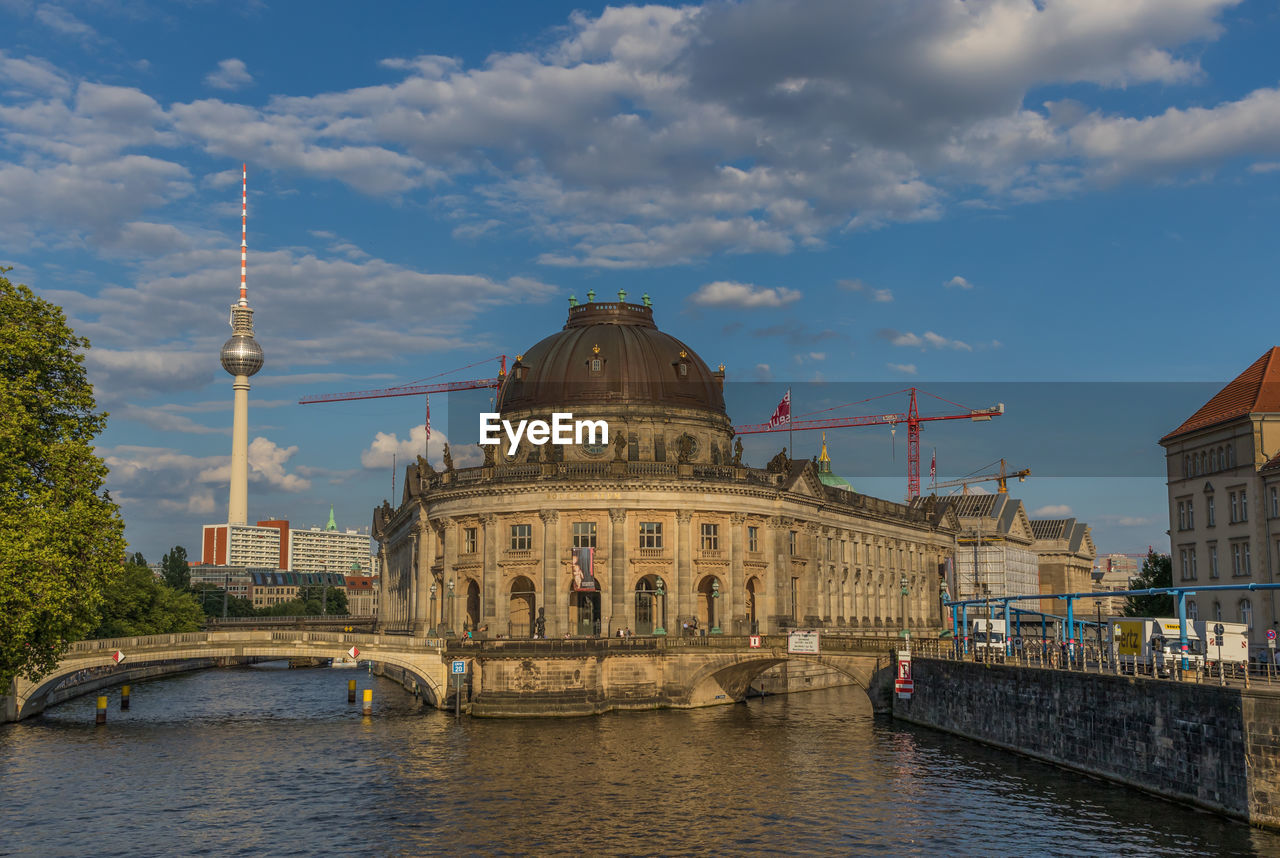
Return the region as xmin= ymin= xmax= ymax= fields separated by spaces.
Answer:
xmin=3 ymin=631 xmax=903 ymax=722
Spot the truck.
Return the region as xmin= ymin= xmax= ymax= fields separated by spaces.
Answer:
xmin=1196 ymin=620 xmax=1249 ymax=668
xmin=970 ymin=618 xmax=1007 ymax=656
xmin=1110 ymin=617 xmax=1205 ymax=673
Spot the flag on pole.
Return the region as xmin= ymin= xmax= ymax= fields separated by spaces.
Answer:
xmin=768 ymin=389 xmax=792 ymax=428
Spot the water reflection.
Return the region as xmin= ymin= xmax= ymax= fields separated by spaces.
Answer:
xmin=0 ymin=666 xmax=1274 ymax=857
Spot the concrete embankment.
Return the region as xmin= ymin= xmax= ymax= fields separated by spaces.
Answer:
xmin=894 ymin=657 xmax=1280 ymax=829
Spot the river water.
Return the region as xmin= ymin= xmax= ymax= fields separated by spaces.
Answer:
xmin=2 ymin=665 xmax=1277 ymax=857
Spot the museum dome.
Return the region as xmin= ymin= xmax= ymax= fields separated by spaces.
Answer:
xmin=496 ymin=295 xmax=726 ymax=416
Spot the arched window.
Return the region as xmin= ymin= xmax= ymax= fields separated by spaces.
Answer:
xmin=1228 ymin=446 xmax=1236 ymax=468
xmin=1240 ymin=599 xmax=1253 ymax=631
xmin=1211 ymin=448 xmax=1219 ymax=471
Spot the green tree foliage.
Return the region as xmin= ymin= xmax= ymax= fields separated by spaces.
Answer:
xmin=93 ymin=557 xmax=205 ymax=637
xmin=260 ymin=583 xmax=349 ymax=617
xmin=161 ymin=545 xmax=190 ymax=590
xmin=1124 ymin=550 xmax=1174 ymax=617
xmin=0 ymin=275 xmax=126 ymax=689
xmin=193 ymin=585 xmax=256 ymax=618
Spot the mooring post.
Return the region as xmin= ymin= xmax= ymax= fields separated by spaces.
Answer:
xmin=120 ymin=685 xmax=131 ymax=710
xmin=95 ymin=696 xmax=107 ymax=726
xmin=348 ymin=679 xmax=357 ymax=704
xmin=362 ymin=688 xmax=373 ymax=716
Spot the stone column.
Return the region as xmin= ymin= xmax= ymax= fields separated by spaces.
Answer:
xmin=769 ymin=516 xmax=791 ymax=631
xmin=413 ymin=520 xmax=433 ymax=636
xmin=482 ymin=514 xmax=499 ymax=632
xmin=729 ymin=513 xmax=745 ymax=634
xmin=540 ymin=509 xmax=560 ymax=638
xmin=609 ymin=508 xmax=628 ymax=635
xmin=374 ymin=544 xmax=388 ymax=632
xmin=802 ymin=523 xmax=820 ymax=627
xmin=440 ymin=517 xmax=457 ymax=632
xmin=676 ymin=510 xmax=693 ymax=631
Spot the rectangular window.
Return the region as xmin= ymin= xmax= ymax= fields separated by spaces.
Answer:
xmin=1207 ymin=496 xmax=1215 ymax=527
xmin=1191 ymin=550 xmax=1198 ymax=579
xmin=654 ymin=435 xmax=665 ymax=463
xmin=1187 ymin=499 xmax=1194 ymax=529
xmin=1180 ymin=549 xmax=1189 ymax=580
xmin=1230 ymin=492 xmax=1239 ymax=523
xmin=789 ymin=530 xmax=798 ymax=556
xmin=1272 ymin=486 xmax=1278 ymax=518
xmin=700 ymin=523 xmax=719 ymax=550
xmin=1177 ymin=501 xmax=1186 ymax=530
xmin=1209 ymin=545 xmax=1219 ymax=579
xmin=1244 ymin=542 xmax=1252 ymax=575
xmin=628 ymin=432 xmax=639 ymax=462
xmin=748 ymin=526 xmax=759 ymax=553
xmin=639 ymin=522 xmax=663 ymax=549
xmin=1242 ymin=489 xmax=1248 ymax=522
xmin=1232 ymin=543 xmax=1243 ymax=576
xmin=572 ymin=521 xmax=597 ymax=549
xmin=510 ymin=523 xmax=532 ymax=551
xmin=464 ymin=527 xmax=477 ymax=554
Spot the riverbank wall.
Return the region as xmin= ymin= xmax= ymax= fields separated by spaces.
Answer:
xmin=893 ymin=657 xmax=1280 ymax=829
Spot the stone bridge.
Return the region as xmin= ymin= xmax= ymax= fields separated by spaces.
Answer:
xmin=3 ymin=632 xmax=904 ymax=721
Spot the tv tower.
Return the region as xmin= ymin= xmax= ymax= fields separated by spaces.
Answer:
xmin=219 ymin=164 xmax=264 ymax=525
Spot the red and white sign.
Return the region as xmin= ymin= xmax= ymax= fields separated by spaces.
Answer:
xmin=895 ymin=651 xmax=913 ymax=698
xmin=748 ymin=635 xmax=762 ymax=649
xmin=112 ymin=650 xmax=126 ymax=665
xmin=768 ymin=390 xmax=791 ymax=428
xmin=347 ymin=646 xmax=360 ymax=659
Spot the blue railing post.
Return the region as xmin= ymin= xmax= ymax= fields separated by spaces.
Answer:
xmin=1066 ymin=598 xmax=1075 ymax=665
xmin=961 ymin=604 xmax=970 ymax=655
xmin=1177 ymin=591 xmax=1190 ymax=672
xmin=1002 ymin=599 xmax=1012 ymax=657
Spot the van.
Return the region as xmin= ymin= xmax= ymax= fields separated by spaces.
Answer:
xmin=1110 ymin=617 xmax=1204 ymax=673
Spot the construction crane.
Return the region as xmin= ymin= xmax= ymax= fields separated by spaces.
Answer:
xmin=298 ymin=355 xmax=506 ymax=448
xmin=929 ymin=459 xmax=1030 ymax=495
xmin=734 ymin=387 xmax=1004 ymax=500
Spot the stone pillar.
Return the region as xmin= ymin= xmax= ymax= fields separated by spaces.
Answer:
xmin=729 ymin=513 xmax=745 ymax=634
xmin=374 ymin=545 xmax=388 ymax=632
xmin=769 ymin=516 xmax=791 ymax=632
xmin=413 ymin=520 xmax=433 ymax=636
xmin=540 ymin=509 xmax=560 ymax=638
xmin=802 ymin=523 xmax=821 ymax=626
xmin=482 ymin=514 xmax=499 ymax=632
xmin=676 ymin=510 xmax=693 ymax=631
xmin=440 ymin=517 xmax=457 ymax=632
xmin=609 ymin=508 xmax=628 ymax=634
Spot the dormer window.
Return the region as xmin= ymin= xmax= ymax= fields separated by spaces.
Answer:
xmin=674 ymin=349 xmax=691 ymax=379
xmin=591 ymin=358 xmax=602 ymax=372
xmin=589 ymin=344 xmax=603 ymax=375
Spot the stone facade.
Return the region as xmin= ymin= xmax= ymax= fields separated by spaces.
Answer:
xmin=372 ymin=299 xmax=959 ymax=641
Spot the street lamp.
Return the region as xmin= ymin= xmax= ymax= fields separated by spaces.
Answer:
xmin=429 ymin=582 xmax=438 ymax=635
xmin=711 ymin=579 xmax=722 ymax=634
xmin=447 ymin=579 xmax=456 ymax=637
xmin=654 ymin=577 xmax=667 ymax=636
xmin=900 ymin=575 xmax=910 ymax=639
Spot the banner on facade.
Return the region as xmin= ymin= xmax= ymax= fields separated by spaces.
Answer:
xmin=571 ymin=546 xmax=597 ymax=591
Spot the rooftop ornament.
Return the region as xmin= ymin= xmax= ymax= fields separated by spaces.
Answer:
xmin=568 ymin=294 xmax=578 ymax=307
xmin=618 ymin=289 xmax=627 ymax=302
xmin=642 ymin=293 xmax=652 ymax=307
xmin=586 ymin=289 xmax=596 ymax=303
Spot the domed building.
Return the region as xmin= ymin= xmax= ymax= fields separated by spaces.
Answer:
xmin=373 ymin=295 xmax=959 ymax=639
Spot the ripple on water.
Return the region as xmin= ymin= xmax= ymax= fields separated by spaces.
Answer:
xmin=0 ymin=670 xmax=1276 ymax=857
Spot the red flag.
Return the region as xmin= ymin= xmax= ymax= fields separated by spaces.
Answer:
xmin=930 ymin=450 xmax=936 ymax=479
xmin=768 ymin=389 xmax=791 ymax=428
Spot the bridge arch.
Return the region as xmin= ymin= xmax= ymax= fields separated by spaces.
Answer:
xmin=682 ymin=651 xmax=886 ymax=708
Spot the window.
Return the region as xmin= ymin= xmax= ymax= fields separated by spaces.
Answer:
xmin=1187 ymin=499 xmax=1194 ymax=529
xmin=1183 ymin=455 xmax=1190 ymax=479
xmin=789 ymin=530 xmax=798 ymax=556
xmin=748 ymin=526 xmax=759 ymax=552
xmin=1230 ymin=492 xmax=1239 ymax=523
xmin=1209 ymin=544 xmax=1219 ymax=579
xmin=464 ymin=527 xmax=477 ymax=554
xmin=1273 ymin=486 xmax=1279 ymax=518
xmin=1191 ymin=550 xmax=1198 ymax=579
xmin=1232 ymin=542 xmax=1251 ymax=577
xmin=510 ymin=523 xmax=532 ymax=551
xmin=1241 ymin=599 xmax=1253 ymax=631
xmin=1207 ymin=496 xmax=1215 ymax=527
xmin=1242 ymin=488 xmax=1248 ymax=522
xmin=1244 ymin=542 xmax=1252 ymax=576
xmin=628 ymin=432 xmax=639 ymax=461
xmin=1180 ymin=549 xmax=1191 ymax=581
xmin=1187 ymin=600 xmax=1198 ymax=621
xmin=654 ymin=434 xmax=665 ymax=462
xmin=590 ymin=358 xmax=602 ymax=372
xmin=639 ymin=522 xmax=663 ymax=549
xmin=1229 ymin=446 xmax=1236 ymax=468
xmin=700 ymin=523 xmax=720 ymax=550
xmin=572 ymin=522 xmax=597 ymax=549
xmin=1177 ymin=501 xmax=1187 ymax=530
xmin=1211 ymin=449 xmax=1219 ymax=471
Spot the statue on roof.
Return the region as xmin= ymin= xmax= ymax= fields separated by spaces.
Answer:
xmin=613 ymin=432 xmax=627 ymax=462
xmin=766 ymin=448 xmax=790 ymax=473
xmin=442 ymin=443 xmax=455 ymax=473
xmin=677 ymin=434 xmax=695 ymax=464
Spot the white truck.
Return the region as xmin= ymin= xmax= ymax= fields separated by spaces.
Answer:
xmin=1196 ymin=620 xmax=1249 ymax=667
xmin=970 ymin=618 xmax=1007 ymax=656
xmin=1111 ymin=617 xmax=1205 ymax=673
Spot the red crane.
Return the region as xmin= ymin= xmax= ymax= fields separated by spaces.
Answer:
xmin=298 ymin=355 xmax=506 ymax=447
xmin=734 ymin=387 xmax=1004 ymax=499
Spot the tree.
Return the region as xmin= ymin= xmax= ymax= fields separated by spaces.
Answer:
xmin=161 ymin=545 xmax=190 ymax=590
xmin=1124 ymin=550 xmax=1174 ymax=617
xmin=0 ymin=275 xmax=126 ymax=690
xmin=262 ymin=583 xmax=349 ymax=617
xmin=93 ymin=557 xmax=205 ymax=638
xmin=194 ymin=584 xmax=256 ymax=618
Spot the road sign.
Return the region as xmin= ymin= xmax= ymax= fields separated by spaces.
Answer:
xmin=895 ymin=651 xmax=913 ymax=698
xmin=787 ymin=630 xmax=819 ymax=654
xmin=748 ymin=635 xmax=762 ymax=649
xmin=112 ymin=650 xmax=126 ymax=665
xmin=347 ymin=646 xmax=360 ymax=659
xmin=1214 ymin=622 xmax=1225 ymax=637
xmin=1268 ymin=629 xmax=1276 ymax=641
xmin=451 ymin=660 xmax=466 ymax=675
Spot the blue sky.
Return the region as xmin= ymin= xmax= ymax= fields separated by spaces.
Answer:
xmin=3 ymin=0 xmax=1278 ymax=562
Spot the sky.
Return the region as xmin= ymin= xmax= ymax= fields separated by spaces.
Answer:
xmin=3 ymin=0 xmax=1279 ymax=563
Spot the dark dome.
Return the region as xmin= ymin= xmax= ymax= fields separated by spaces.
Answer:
xmin=497 ymin=301 xmax=726 ymax=415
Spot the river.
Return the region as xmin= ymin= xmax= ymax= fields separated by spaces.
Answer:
xmin=2 ymin=665 xmax=1277 ymax=857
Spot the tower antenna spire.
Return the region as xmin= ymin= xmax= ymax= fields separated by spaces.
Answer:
xmin=239 ymin=163 xmax=248 ymax=305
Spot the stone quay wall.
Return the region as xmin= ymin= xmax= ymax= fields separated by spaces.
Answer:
xmin=893 ymin=657 xmax=1280 ymax=829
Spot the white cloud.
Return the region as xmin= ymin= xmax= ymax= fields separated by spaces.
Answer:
xmin=204 ymin=59 xmax=254 ymax=91
xmin=945 ymin=275 xmax=974 ymax=290
xmin=34 ymin=5 xmax=97 ymax=41
xmin=196 ymin=437 xmax=311 ymax=492
xmin=839 ymin=278 xmax=893 ymax=302
xmin=880 ymin=329 xmax=972 ymax=351
xmin=1033 ymin=504 xmax=1074 ymax=517
xmin=689 ymin=281 xmax=802 ymax=309
xmin=360 ymin=426 xmax=482 ymax=471
xmin=887 ymin=362 xmax=918 ymax=375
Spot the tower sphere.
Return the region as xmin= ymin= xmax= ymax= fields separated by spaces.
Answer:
xmin=221 ymin=334 xmax=264 ymax=377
